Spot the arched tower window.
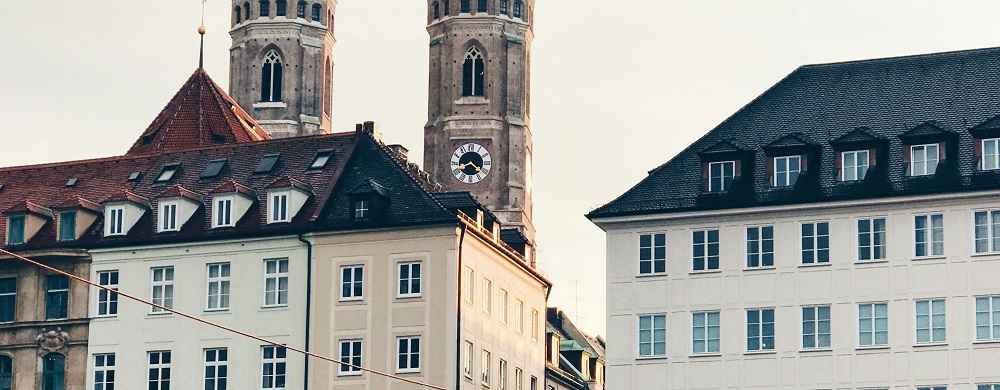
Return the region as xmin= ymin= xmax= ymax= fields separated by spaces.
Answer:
xmin=500 ymin=0 xmax=508 ymax=15
xmin=477 ymin=0 xmax=487 ymax=12
xmin=462 ymin=47 xmax=485 ymax=97
xmin=433 ymin=2 xmax=440 ymax=19
xmin=276 ymin=0 xmax=286 ymax=16
xmin=41 ymin=354 xmax=64 ymax=390
xmin=260 ymin=0 xmax=270 ymax=17
xmin=297 ymin=1 xmax=306 ymax=18
xmin=513 ymin=1 xmax=522 ymax=18
xmin=444 ymin=0 xmax=451 ymax=16
xmin=324 ymin=59 xmax=333 ymax=116
xmin=312 ymin=4 xmax=322 ymax=21
xmin=460 ymin=0 xmax=471 ymax=13
xmin=0 ymin=355 xmax=12 ymax=390
xmin=244 ymin=2 xmax=251 ymax=19
xmin=234 ymin=6 xmax=243 ymax=23
xmin=261 ymin=50 xmax=283 ymax=102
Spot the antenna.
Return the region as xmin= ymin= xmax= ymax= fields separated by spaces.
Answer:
xmin=198 ymin=0 xmax=208 ymax=69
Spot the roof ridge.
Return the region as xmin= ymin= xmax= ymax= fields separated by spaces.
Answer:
xmin=801 ymin=46 xmax=1000 ymax=70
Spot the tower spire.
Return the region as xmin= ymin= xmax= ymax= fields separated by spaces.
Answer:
xmin=198 ymin=0 xmax=207 ymax=69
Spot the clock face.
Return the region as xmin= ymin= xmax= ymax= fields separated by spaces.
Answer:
xmin=450 ymin=143 xmax=492 ymax=184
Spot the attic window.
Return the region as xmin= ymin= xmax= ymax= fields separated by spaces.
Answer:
xmin=128 ymin=172 xmax=142 ymax=182
xmin=201 ymin=159 xmax=228 ymax=179
xmin=309 ymin=150 xmax=334 ymax=170
xmin=353 ymin=199 xmax=370 ymax=220
xmin=255 ymin=154 xmax=280 ymax=174
xmin=155 ymin=164 xmax=181 ymax=183
xmin=65 ymin=178 xmax=78 ymax=187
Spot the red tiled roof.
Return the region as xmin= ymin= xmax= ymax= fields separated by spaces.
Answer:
xmin=209 ymin=180 xmax=257 ymax=197
xmin=4 ymin=201 xmax=53 ymax=217
xmin=265 ymin=176 xmax=314 ymax=194
xmin=156 ymin=185 xmax=202 ymax=202
xmin=125 ymin=69 xmax=270 ymax=156
xmin=101 ymin=190 xmax=151 ymax=206
xmin=53 ymin=196 xmax=102 ymax=213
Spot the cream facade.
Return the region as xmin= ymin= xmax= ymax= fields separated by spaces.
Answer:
xmin=597 ymin=191 xmax=1000 ymax=389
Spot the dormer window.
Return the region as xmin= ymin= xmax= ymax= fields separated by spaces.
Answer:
xmin=7 ymin=216 xmax=25 ymax=245
xmin=841 ymin=150 xmax=869 ymax=181
xmin=773 ymin=156 xmax=801 ymax=187
xmin=58 ymin=212 xmax=76 ymax=242
xmin=155 ymin=164 xmax=180 ymax=183
xmin=353 ymin=199 xmax=370 ymax=220
xmin=982 ymin=138 xmax=1000 ymax=170
xmin=214 ymin=197 xmax=235 ymax=228
xmin=160 ymin=202 xmax=179 ymax=232
xmin=107 ymin=206 xmax=125 ymax=235
xmin=309 ymin=150 xmax=334 ymax=170
xmin=910 ymin=144 xmax=939 ymax=176
xmin=200 ymin=159 xmax=227 ymax=179
xmin=270 ymin=191 xmax=289 ymax=223
xmin=256 ymin=154 xmax=280 ymax=174
xmin=708 ymin=161 xmax=735 ymax=192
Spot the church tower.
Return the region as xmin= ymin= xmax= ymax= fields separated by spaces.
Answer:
xmin=424 ymin=0 xmax=537 ymax=252
xmin=228 ymin=0 xmax=337 ymax=138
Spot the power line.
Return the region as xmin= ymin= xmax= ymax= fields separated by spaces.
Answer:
xmin=0 ymin=248 xmax=448 ymax=390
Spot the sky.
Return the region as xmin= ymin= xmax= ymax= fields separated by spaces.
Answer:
xmin=3 ymin=1 xmax=1000 ymax=336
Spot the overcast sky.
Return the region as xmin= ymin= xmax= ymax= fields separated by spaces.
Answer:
xmin=3 ymin=1 xmax=1000 ymax=336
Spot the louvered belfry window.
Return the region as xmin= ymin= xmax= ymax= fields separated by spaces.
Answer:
xmin=462 ymin=47 xmax=485 ymax=97
xmin=261 ymin=50 xmax=283 ymax=102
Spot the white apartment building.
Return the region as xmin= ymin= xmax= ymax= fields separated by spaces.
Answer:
xmin=589 ymin=47 xmax=1000 ymax=389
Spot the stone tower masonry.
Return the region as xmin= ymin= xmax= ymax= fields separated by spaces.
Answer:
xmin=423 ymin=0 xmax=537 ymax=250
xmin=228 ymin=0 xmax=337 ymax=138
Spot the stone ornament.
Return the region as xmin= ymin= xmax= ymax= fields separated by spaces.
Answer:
xmin=36 ymin=327 xmax=70 ymax=353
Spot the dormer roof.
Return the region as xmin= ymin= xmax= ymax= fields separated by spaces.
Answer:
xmin=156 ymin=185 xmax=203 ymax=202
xmin=899 ymin=121 xmax=957 ymax=144
xmin=697 ymin=138 xmax=752 ymax=160
xmin=209 ymin=180 xmax=256 ymax=198
xmin=53 ymin=197 xmax=102 ymax=213
xmin=4 ymin=201 xmax=53 ymax=218
xmin=101 ymin=190 xmax=151 ymax=207
xmin=265 ymin=176 xmax=314 ymax=194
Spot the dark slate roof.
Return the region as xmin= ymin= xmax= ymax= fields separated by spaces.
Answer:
xmin=433 ymin=192 xmax=500 ymax=223
xmin=589 ymin=46 xmax=1000 ymax=218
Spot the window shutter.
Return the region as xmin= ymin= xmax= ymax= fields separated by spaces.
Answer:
xmin=799 ymin=154 xmax=808 ymax=172
xmin=274 ymin=64 xmax=283 ymax=102
xmin=975 ymin=138 xmax=984 ymax=157
xmin=701 ymin=163 xmax=709 ymax=191
xmin=902 ymin=146 xmax=911 ymax=164
xmin=938 ymin=142 xmax=946 ymax=159
xmin=733 ymin=160 xmax=742 ymax=176
xmin=261 ymin=62 xmax=272 ymax=101
xmin=868 ymin=148 xmax=877 ymax=165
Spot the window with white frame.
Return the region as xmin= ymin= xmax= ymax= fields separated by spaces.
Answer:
xmin=974 ymin=210 xmax=1000 ymax=254
xmin=639 ymin=232 xmax=666 ymax=274
xmin=917 ymin=387 xmax=946 ymax=390
xmin=515 ymin=299 xmax=524 ymax=333
xmin=499 ymin=359 xmax=508 ymax=390
xmin=802 ymin=306 xmax=831 ymax=349
xmin=397 ymin=336 xmax=420 ymax=373
xmin=708 ymin=161 xmax=735 ymax=192
xmin=262 ymin=346 xmax=287 ymax=388
xmin=205 ymin=348 xmax=228 ymax=390
xmin=482 ymin=350 xmax=492 ymax=386
xmin=978 ymin=385 xmax=1000 ymax=390
xmin=353 ymin=199 xmax=369 ymax=220
xmin=914 ymin=214 xmax=944 ymax=257
xmin=638 ymin=314 xmax=666 ymax=357
xmin=976 ymin=296 xmax=1000 ymax=341
xmin=692 ymin=311 xmax=720 ymax=354
xmin=692 ymin=229 xmax=720 ymax=271
xmin=841 ymin=150 xmax=870 ymax=181
xmin=340 ymin=265 xmax=364 ymax=300
xmin=269 ymin=191 xmax=290 ymax=223
xmin=97 ymin=270 xmax=119 ymax=317
xmin=159 ymin=201 xmax=178 ymax=232
xmin=94 ymin=353 xmax=115 ymax=390
xmin=499 ymin=289 xmax=508 ymax=324
xmin=746 ymin=308 xmax=775 ymax=351
xmin=859 ymin=303 xmax=888 ymax=346
xmin=801 ymin=222 xmax=829 ymax=264
xmin=463 ymin=340 xmax=474 ymax=378
xmin=264 ymin=258 xmax=289 ymax=307
xmin=515 ymin=368 xmax=523 ymax=390
xmin=206 ymin=263 xmax=231 ymax=311
xmin=916 ymin=299 xmax=946 ymax=343
xmin=107 ymin=206 xmax=125 ymax=236
xmin=151 ymin=267 xmax=174 ymax=313
xmin=339 ymin=340 xmax=362 ymax=375
xmin=398 ymin=262 xmax=421 ymax=298
xmin=773 ymin=155 xmax=801 ymax=187
xmin=858 ymin=218 xmax=886 ymax=261
xmin=746 ymin=226 xmax=774 ymax=268
xmin=147 ymin=351 xmax=171 ymax=390
xmin=464 ymin=267 xmax=475 ymax=304
xmin=483 ymin=279 xmax=492 ymax=315
xmin=214 ymin=197 xmax=234 ymax=227
xmin=910 ymin=143 xmax=940 ymax=176
xmin=983 ymin=138 xmax=1000 ymax=170
xmin=531 ymin=309 xmax=539 ymax=341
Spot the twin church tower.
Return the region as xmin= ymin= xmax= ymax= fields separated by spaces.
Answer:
xmin=227 ymin=0 xmax=537 ymax=246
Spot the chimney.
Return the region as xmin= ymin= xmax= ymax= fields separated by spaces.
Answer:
xmin=357 ymin=121 xmax=383 ymax=142
xmin=388 ymin=144 xmax=409 ymax=161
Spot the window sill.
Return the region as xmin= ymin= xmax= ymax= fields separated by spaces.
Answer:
xmin=912 ymin=255 xmax=947 ymax=261
xmin=744 ymin=266 xmax=776 ymax=272
xmin=340 ymin=297 xmax=364 ymax=303
xmin=397 ymin=294 xmax=422 ymax=299
xmin=455 ymin=96 xmax=489 ymax=105
xmin=856 ymin=345 xmax=890 ymax=351
xmin=203 ymin=309 xmax=231 ymax=314
xmin=147 ymin=312 xmax=172 ymax=317
xmin=635 ymin=355 xmax=668 ymax=361
xmin=338 ymin=371 xmax=363 ymax=377
xmin=799 ymin=348 xmax=832 ymax=353
xmin=972 ymin=339 xmax=1000 ymax=345
xmin=253 ymin=101 xmax=288 ymax=109
xmin=970 ymin=252 xmax=1000 ymax=258
xmin=689 ymin=353 xmax=721 ymax=358
xmin=396 ymin=369 xmax=421 ymax=374
xmin=689 ymin=270 xmax=722 ymax=276
xmin=636 ymin=272 xmax=668 ymax=278
xmin=855 ymin=260 xmax=889 ymax=265
xmin=45 ymin=317 xmax=69 ymax=321
xmin=799 ymin=262 xmax=832 ymax=268
xmin=914 ymin=342 xmax=948 ymax=348
xmin=744 ymin=350 xmax=776 ymax=356
xmin=260 ymin=305 xmax=290 ymax=311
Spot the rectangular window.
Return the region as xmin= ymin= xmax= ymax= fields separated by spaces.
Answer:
xmin=499 ymin=359 xmax=508 ymax=390
xmin=45 ymin=275 xmax=69 ymax=320
xmin=482 ymin=350 xmax=491 ymax=386
xmin=58 ymin=211 xmax=77 ymax=241
xmin=911 ymin=143 xmax=940 ymax=176
xmin=262 ymin=346 xmax=287 ymax=388
xmin=398 ymin=262 xmax=421 ymax=298
xmin=917 ymin=387 xmax=946 ymax=390
xmin=500 ymin=0 xmax=508 ymax=14
xmin=160 ymin=202 xmax=178 ymax=232
xmin=858 ymin=218 xmax=887 ymax=261
xmin=205 ymin=348 xmax=228 ymax=390
xmin=96 ymin=271 xmax=119 ymax=317
xmin=207 ymin=263 xmax=231 ymax=311
xmin=531 ymin=376 xmax=537 ymax=390
xmin=276 ymin=0 xmax=286 ymax=16
xmin=916 ymin=299 xmax=946 ymax=343
xmin=746 ymin=308 xmax=775 ymax=351
xmin=499 ymin=289 xmax=508 ymax=324
xmin=983 ymin=138 xmax=1000 ymax=170
xmin=859 ymin=303 xmax=889 ymax=346
xmin=0 ymin=278 xmax=15 ymax=323
xmin=841 ymin=150 xmax=870 ymax=181
xmin=515 ymin=368 xmax=523 ymax=390
xmin=264 ymin=259 xmax=289 ymax=307
xmin=214 ymin=198 xmax=234 ymax=227
xmin=397 ymin=336 xmax=420 ymax=373
xmin=914 ymin=214 xmax=944 ymax=257
xmin=515 ymin=299 xmax=524 ymax=333
xmin=260 ymin=0 xmax=270 ymax=16
xmin=147 ymin=351 xmax=171 ymax=390
xmin=463 ymin=340 xmax=474 ymax=378
xmin=464 ymin=267 xmax=475 ymax=304
xmin=801 ymin=222 xmax=830 ymax=264
xmin=974 ymin=210 xmax=1000 ymax=254
xmin=339 ymin=340 xmax=362 ymax=375
xmin=746 ymin=226 xmax=774 ymax=268
xmin=638 ymin=314 xmax=666 ymax=356
xmin=94 ymin=353 xmax=115 ymax=390
xmin=802 ymin=306 xmax=831 ymax=349
xmin=708 ymin=161 xmax=735 ymax=192
xmin=691 ymin=311 xmax=720 ymax=354
xmin=7 ymin=216 xmax=25 ymax=244
xmin=692 ymin=229 xmax=720 ymax=271
xmin=151 ymin=267 xmax=174 ymax=313
xmin=108 ymin=206 xmax=125 ymax=236
xmin=531 ymin=309 xmax=539 ymax=341
xmin=483 ymin=279 xmax=493 ymax=315
xmin=340 ymin=265 xmax=364 ymax=300
xmin=773 ymin=155 xmax=801 ymax=187
xmin=978 ymin=385 xmax=1000 ymax=390
xmin=461 ymin=0 xmax=471 ymax=12
xmin=976 ymin=296 xmax=1000 ymax=341
xmin=353 ymin=199 xmax=369 ymax=220
xmin=638 ymin=233 xmax=666 ymax=274
xmin=270 ymin=192 xmax=289 ymax=223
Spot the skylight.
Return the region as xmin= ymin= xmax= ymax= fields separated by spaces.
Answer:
xmin=309 ymin=150 xmax=334 ymax=170
xmin=155 ymin=164 xmax=181 ymax=183
xmin=128 ymin=171 xmax=142 ymax=182
xmin=255 ymin=154 xmax=280 ymax=174
xmin=201 ymin=159 xmax=228 ymax=179
xmin=66 ymin=178 xmax=78 ymax=187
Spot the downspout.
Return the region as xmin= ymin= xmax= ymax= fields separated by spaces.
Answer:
xmin=298 ymin=233 xmax=313 ymax=390
xmin=456 ymin=223 xmax=468 ymax=390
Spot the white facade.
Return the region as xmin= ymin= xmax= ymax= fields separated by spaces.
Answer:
xmin=87 ymin=236 xmax=308 ymax=389
xmin=597 ymin=191 xmax=1000 ymax=389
